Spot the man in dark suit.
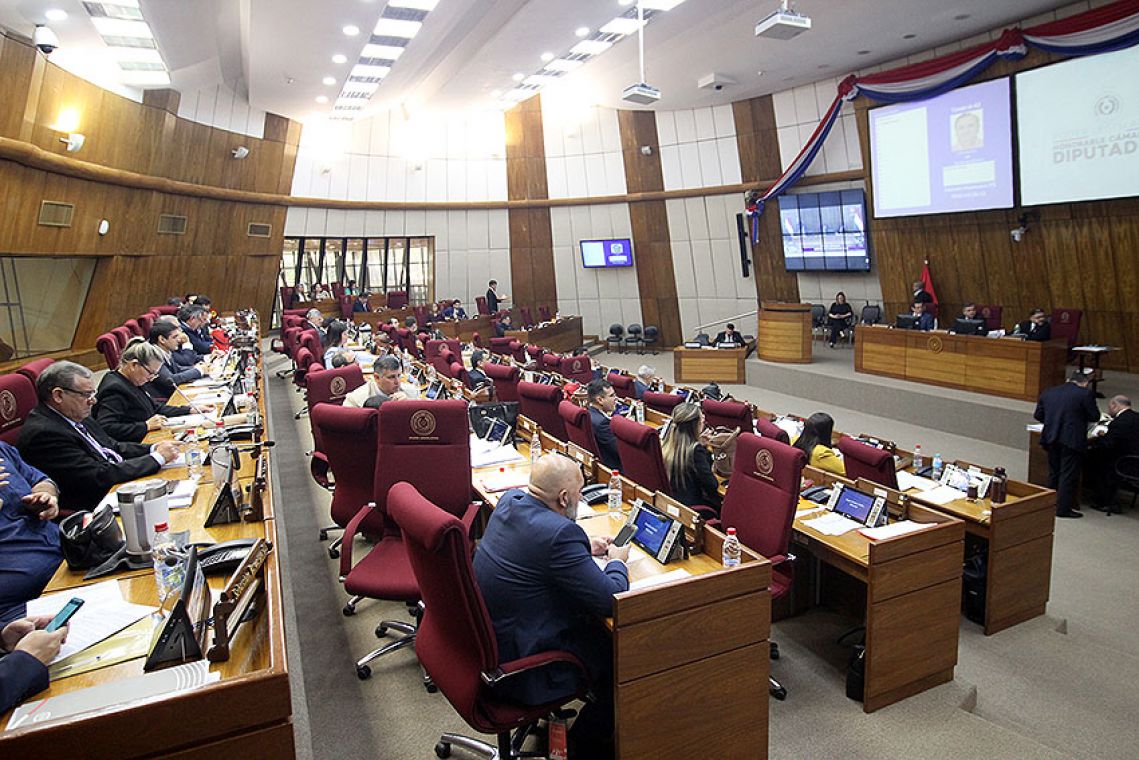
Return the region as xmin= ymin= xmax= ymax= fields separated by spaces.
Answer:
xmin=177 ymin=305 xmax=213 ymax=356
xmin=146 ymin=321 xmax=205 ymax=400
xmin=633 ymin=365 xmax=656 ymax=399
xmin=466 ymin=350 xmax=490 ymax=390
xmin=586 ymin=379 xmax=622 ymax=470
xmin=351 ymin=293 xmax=371 ymax=313
xmin=0 ymin=614 xmax=66 ymax=713
xmin=912 ymin=281 xmax=934 ymax=305
xmin=494 ymin=312 xmax=513 ymax=338
xmin=713 ymin=323 xmax=746 ymax=346
xmin=1015 ymin=308 xmax=1052 ymax=342
xmin=1034 ymin=371 xmax=1099 ymax=518
xmin=17 ymin=362 xmax=179 ymax=514
xmin=474 ymin=455 xmax=629 ymax=759
xmin=1086 ymin=395 xmax=1139 ymax=511
xmin=911 ymin=301 xmax=935 ymax=331
xmin=486 ymin=280 xmax=508 ymax=313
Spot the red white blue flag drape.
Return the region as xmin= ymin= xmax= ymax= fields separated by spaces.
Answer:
xmin=746 ymin=0 xmax=1139 ymax=239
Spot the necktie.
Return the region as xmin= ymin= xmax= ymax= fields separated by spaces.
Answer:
xmin=72 ymin=420 xmax=124 ymax=464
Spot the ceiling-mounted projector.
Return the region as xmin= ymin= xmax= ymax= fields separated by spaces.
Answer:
xmin=755 ymin=1 xmax=811 ymax=40
xmin=622 ymin=82 xmax=661 ymax=105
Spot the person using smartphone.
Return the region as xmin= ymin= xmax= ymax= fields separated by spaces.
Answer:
xmin=0 ymin=614 xmax=67 ymax=713
xmin=0 ymin=441 xmax=63 ymax=625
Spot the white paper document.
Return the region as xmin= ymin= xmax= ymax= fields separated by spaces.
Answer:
xmin=27 ymin=581 xmax=156 ymax=664
xmin=161 ymin=454 xmax=188 ymax=470
xmin=801 ymin=512 xmax=863 ymax=536
xmin=915 ymin=485 xmax=966 ymax=505
xmin=163 ymin=413 xmax=210 ymax=428
xmin=629 ymin=568 xmax=691 ymax=591
xmin=859 ymin=520 xmax=937 ymax=541
xmin=100 ymin=478 xmax=198 ymax=512
xmin=897 ymin=471 xmax=941 ymax=492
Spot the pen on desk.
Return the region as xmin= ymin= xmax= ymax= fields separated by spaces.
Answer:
xmin=54 ymin=654 xmax=103 ymax=673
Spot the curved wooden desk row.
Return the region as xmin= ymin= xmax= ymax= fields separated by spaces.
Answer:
xmin=505 ymin=316 xmax=584 ymax=354
xmin=0 ymin=350 xmax=294 ymax=759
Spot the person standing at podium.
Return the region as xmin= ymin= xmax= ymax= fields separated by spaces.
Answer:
xmin=1034 ymin=371 xmax=1099 ymax=518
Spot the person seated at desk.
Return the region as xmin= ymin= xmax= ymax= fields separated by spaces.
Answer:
xmin=345 ymin=280 xmax=358 ymax=297
xmin=343 ymin=356 xmax=420 ymax=409
xmin=322 ymin=321 xmax=358 ymax=369
xmin=952 ymin=303 xmax=987 ymax=335
xmin=313 ymin=284 xmax=332 ymax=300
xmin=826 ymin=292 xmax=854 ymax=348
xmin=289 ymin=286 xmax=306 ymax=308
xmin=494 ymin=313 xmax=513 ymax=338
xmin=441 ymin=299 xmax=467 ymax=320
xmin=467 ymin=350 xmax=491 ymax=390
xmin=404 ymin=315 xmax=419 ymax=333
xmin=662 ymin=402 xmax=723 ymax=513
xmin=910 ymin=301 xmax=935 ymax=331
xmin=474 ymin=454 xmax=629 ymax=760
xmin=1086 ymin=395 xmax=1139 ymax=512
xmin=146 ymin=321 xmax=206 ymax=400
xmin=178 ymin=304 xmax=214 ymax=356
xmin=586 ymin=379 xmax=621 ymax=471
xmin=1014 ymin=308 xmax=1051 ymax=342
xmin=351 ymin=293 xmax=371 ymax=313
xmin=17 ymin=362 xmax=180 ymax=514
xmin=633 ymin=365 xmax=657 ymax=399
xmin=0 ymin=614 xmax=67 ymax=714
xmin=94 ymin=339 xmax=194 ymax=444
xmin=792 ymin=412 xmax=845 ymax=476
xmin=0 ymin=443 xmax=62 ymax=626
xmin=712 ymin=323 xmax=746 ymax=347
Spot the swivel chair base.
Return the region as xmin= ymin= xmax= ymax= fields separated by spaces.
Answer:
xmin=355 ymin=619 xmax=416 ymax=680
xmin=435 ymin=721 xmax=548 ymax=759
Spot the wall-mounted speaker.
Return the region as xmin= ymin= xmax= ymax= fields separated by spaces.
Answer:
xmin=157 ymin=214 xmax=188 ymax=235
xmin=735 ymin=212 xmax=751 ymax=278
xmin=38 ymin=200 xmax=75 ymax=228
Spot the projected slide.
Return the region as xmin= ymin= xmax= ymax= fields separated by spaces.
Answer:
xmin=1017 ymin=44 xmax=1139 ymax=206
xmin=869 ymin=78 xmax=1013 ymax=217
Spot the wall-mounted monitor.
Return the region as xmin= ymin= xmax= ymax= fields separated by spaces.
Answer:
xmin=868 ymin=78 xmax=1014 ymax=218
xmin=1017 ymin=44 xmax=1139 ymax=207
xmin=580 ymin=238 xmax=634 ymax=268
xmin=779 ymin=189 xmax=871 ymax=272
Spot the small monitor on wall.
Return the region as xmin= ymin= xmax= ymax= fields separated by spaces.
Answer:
xmin=581 ymin=239 xmax=634 ymax=269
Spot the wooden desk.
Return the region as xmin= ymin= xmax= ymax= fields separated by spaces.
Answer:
xmin=435 ymin=315 xmax=494 ymax=343
xmin=854 ymin=324 xmax=1068 ymax=402
xmin=757 ymin=303 xmax=812 ymax=364
xmin=351 ymin=307 xmax=413 ymax=330
xmin=293 ymin=298 xmax=340 ymax=322
xmin=673 ymin=345 xmax=749 ymax=384
xmin=506 ymin=316 xmax=584 ymax=353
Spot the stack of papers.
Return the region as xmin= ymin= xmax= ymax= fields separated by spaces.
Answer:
xmin=914 ymin=485 xmax=966 ymax=505
xmin=801 ymin=512 xmax=863 ymax=536
xmin=478 ymin=471 xmax=529 ymax=493
xmin=629 ymin=568 xmax=691 ymax=591
xmin=26 ymin=581 xmax=156 ymax=665
xmin=471 ymin=443 xmax=525 ymax=469
xmin=99 ymin=479 xmax=197 ymax=512
xmin=897 ymin=471 xmax=941 ymax=492
xmin=859 ymin=520 xmax=937 ymax=541
xmin=164 ymin=413 xmax=211 ymax=428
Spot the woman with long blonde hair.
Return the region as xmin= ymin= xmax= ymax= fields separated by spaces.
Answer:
xmin=661 ymin=402 xmax=722 ymax=512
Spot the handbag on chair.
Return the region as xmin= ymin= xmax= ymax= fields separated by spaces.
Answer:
xmin=706 ymin=427 xmax=740 ymax=479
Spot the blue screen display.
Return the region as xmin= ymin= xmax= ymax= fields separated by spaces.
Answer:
xmin=834 ymin=487 xmax=876 ymax=524
xmin=632 ymin=508 xmax=670 ymax=555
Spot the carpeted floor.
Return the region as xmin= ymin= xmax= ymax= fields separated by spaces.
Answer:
xmin=269 ymin=347 xmax=1139 ymax=760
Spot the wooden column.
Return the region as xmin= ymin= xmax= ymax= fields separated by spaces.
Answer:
xmin=504 ymin=94 xmax=556 ymax=312
xmin=617 ymin=110 xmax=682 ymax=347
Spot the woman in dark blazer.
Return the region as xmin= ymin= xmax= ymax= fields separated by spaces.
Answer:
xmin=660 ymin=402 xmax=723 ymax=514
xmin=94 ymin=338 xmax=192 ymax=442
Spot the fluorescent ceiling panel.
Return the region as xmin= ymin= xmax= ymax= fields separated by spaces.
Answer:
xmin=373 ymin=18 xmax=422 ymax=38
xmin=387 ymin=0 xmax=439 ymax=9
xmin=107 ymin=46 xmax=164 ymax=64
xmin=544 ymin=58 xmax=584 ymax=72
xmin=90 ymin=16 xmax=152 ymax=38
xmin=352 ymin=63 xmax=391 ymax=78
xmin=600 ymin=18 xmax=644 ymax=35
xmin=570 ymin=39 xmax=612 ymax=55
xmin=361 ymin=43 xmax=405 ymax=60
xmin=120 ymin=70 xmax=170 ymax=86
xmin=642 ymin=0 xmax=685 ymax=9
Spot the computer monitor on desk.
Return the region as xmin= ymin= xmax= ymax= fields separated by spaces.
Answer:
xmin=953 ymin=318 xmax=986 ymax=336
xmin=895 ymin=314 xmax=918 ymax=330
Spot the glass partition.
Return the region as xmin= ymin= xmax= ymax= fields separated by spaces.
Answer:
xmin=0 ymin=256 xmax=97 ymax=360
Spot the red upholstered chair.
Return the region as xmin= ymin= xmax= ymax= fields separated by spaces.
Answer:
xmin=299 ymin=329 xmax=322 ymax=359
xmin=388 ymin=482 xmax=590 ymax=760
xmin=426 ymin=339 xmax=462 ymax=375
xmin=124 ymin=318 xmax=142 ymax=338
xmin=611 ymin=415 xmax=671 ymax=494
xmin=293 ymin=347 xmax=316 ymax=393
xmin=339 ymin=400 xmax=480 ymax=679
xmin=837 ymin=436 xmax=898 ymax=490
xmin=338 ymin=295 xmax=353 ymax=320
xmin=306 ymin=363 xmax=366 ymax=455
xmin=754 ymin=416 xmax=790 ymax=445
xmin=520 ymin=307 xmax=536 ymax=328
xmin=471 ymin=331 xmax=482 ymax=348
xmin=558 ymin=400 xmax=599 ymax=457
xmin=702 ymin=398 xmax=752 ymax=432
xmin=96 ymin=332 xmax=121 ymax=370
xmin=311 ymin=404 xmax=385 ymax=558
xmin=539 ymin=305 xmax=552 ymax=322
xmin=111 ymin=326 xmax=132 ymax=351
xmin=718 ymin=433 xmax=806 ymax=700
xmin=607 ymin=371 xmax=635 ymax=399
xmin=485 ymin=362 xmax=520 ymax=402
xmin=979 ymin=305 xmax=1003 ymax=332
xmin=150 ymin=304 xmax=179 ymax=316
xmin=476 ymin=296 xmax=490 ymax=315
xmin=525 ymin=345 xmax=543 ymax=367
xmin=282 ymin=308 xmax=308 ymax=318
xmin=331 ymin=282 xmax=344 ymax=300
xmin=395 ymin=328 xmax=416 ymax=354
xmin=449 ymin=361 xmax=472 ymax=388
xmin=488 ymin=337 xmax=513 ymax=356
xmin=509 ymin=340 xmax=527 ymax=364
xmin=0 ymin=373 xmax=37 ymax=445
xmin=642 ymin=390 xmax=684 ymax=416
xmin=279 ymin=286 xmax=295 ymax=309
xmin=518 ymin=381 xmax=567 ymax=439
xmin=1051 ymin=308 xmax=1082 ymax=351
xmin=16 ymin=357 xmax=54 ymax=384
xmin=387 ymin=290 xmax=409 ymax=309
xmin=558 ymin=355 xmax=594 ymax=385
xmin=542 ymin=353 xmax=561 ymax=373
xmin=135 ymin=313 xmax=154 ymax=337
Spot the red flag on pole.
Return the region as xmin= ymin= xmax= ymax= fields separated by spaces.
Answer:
xmin=920 ymin=262 xmax=939 ymax=305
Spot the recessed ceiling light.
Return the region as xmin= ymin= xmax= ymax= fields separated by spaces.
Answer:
xmin=45 ymin=9 xmax=68 ymax=21
xmin=332 ymin=53 xmax=348 ymax=64
xmin=756 ymin=70 xmax=764 ymax=76
xmin=316 ymin=95 xmax=329 ymax=104
xmin=570 ymin=39 xmax=612 ymax=55
xmin=322 ymin=76 xmax=337 ymax=85
xmin=540 ymin=52 xmax=554 ymax=62
xmin=600 ymin=17 xmax=644 ymax=35
xmin=343 ymin=24 xmax=360 ymax=36
xmin=545 ymin=58 xmax=584 ymax=73
xmin=512 ymin=72 xmax=525 ymax=82
xmin=575 ymin=26 xmax=590 ymax=38
xmin=373 ymin=18 xmax=421 ymax=38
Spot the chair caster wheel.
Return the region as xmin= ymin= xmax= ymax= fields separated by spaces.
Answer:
xmin=356 ymin=664 xmax=371 ymax=680
xmin=771 ymin=686 xmax=787 ymax=701
xmin=375 ymin=624 xmax=387 ymax=637
xmin=425 ymin=679 xmax=438 ymax=693
xmin=318 ymin=529 xmax=328 ymax=540
xmin=434 ymin=741 xmax=451 ymax=758
xmin=328 ymin=547 xmax=340 ymax=559
xmin=343 ymin=604 xmax=355 ymax=617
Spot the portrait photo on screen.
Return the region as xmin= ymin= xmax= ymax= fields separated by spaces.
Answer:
xmin=1017 ymin=44 xmax=1139 ymax=207
xmin=869 ymin=77 xmax=1014 ymax=218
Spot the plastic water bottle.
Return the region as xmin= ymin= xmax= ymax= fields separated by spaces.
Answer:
xmin=607 ymin=471 xmax=623 ymax=516
xmin=635 ymin=401 xmax=645 ymax=424
xmin=243 ymin=363 xmax=256 ymax=395
xmin=186 ymin=428 xmax=203 ymax=478
xmin=932 ymin=453 xmax=944 ymax=480
xmin=530 ymin=431 xmax=542 ymax=465
xmin=913 ymin=445 xmax=924 ymax=470
xmin=152 ymin=523 xmax=184 ymax=613
xmin=722 ymin=527 xmax=741 ymax=567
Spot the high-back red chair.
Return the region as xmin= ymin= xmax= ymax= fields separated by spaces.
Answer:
xmin=387 ymin=290 xmax=409 ymax=309
xmin=310 ymin=404 xmax=385 ymax=558
xmin=306 ymin=365 xmax=365 ymax=428
xmin=485 ymin=362 xmax=520 ymax=402
xmin=643 ymin=390 xmax=684 ymax=416
xmin=509 ymin=340 xmax=527 ymax=364
xmin=96 ymin=332 xmax=121 ymax=370
xmin=754 ymin=416 xmax=790 ymax=444
xmin=470 ymin=331 xmax=482 ymax=348
xmin=475 ymin=295 xmax=490 ymax=315
xmin=541 ymin=353 xmax=560 ymax=374
xmin=607 ymin=372 xmax=635 ymax=399
xmin=338 ymin=295 xmax=353 ymax=320
xmin=395 ymin=328 xmax=416 ymax=354
xmin=135 ymin=313 xmax=154 ymax=336
xmin=111 ymin=326 xmax=132 ymax=351
xmin=299 ymin=329 xmax=322 ymax=359
xmin=150 ymin=304 xmax=179 ymax=316
xmin=558 ymin=355 xmax=593 ymax=385
xmin=978 ymin=305 xmax=1003 ymax=332
xmin=331 ymin=282 xmax=345 ymax=300
xmin=558 ymin=400 xmax=599 ymax=457
xmin=1051 ymin=308 xmax=1082 ymax=351
xmin=539 ymin=305 xmax=552 ymax=322
xmin=488 ymin=337 xmax=511 ymax=355
xmin=837 ymin=436 xmax=898 ymax=490
xmin=518 ymin=381 xmax=567 ymax=439
xmin=520 ymin=307 xmax=536 ymax=328
xmin=719 ymin=433 xmax=806 ymax=700
xmin=293 ymin=347 xmax=316 ymax=391
xmin=0 ymin=373 xmax=37 ymax=445
xmin=16 ymin=357 xmax=55 ymax=384
xmin=524 ymin=345 xmax=543 ymax=367
xmin=426 ymin=339 xmax=462 ymax=374
xmin=387 ymin=482 xmax=590 ymax=760
xmin=611 ymin=415 xmax=670 ymax=494
xmin=702 ymin=398 xmax=752 ymax=432
xmin=124 ymin=319 xmax=143 ymax=338
xmin=449 ymin=361 xmax=471 ymax=389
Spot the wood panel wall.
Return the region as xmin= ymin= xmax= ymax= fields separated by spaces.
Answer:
xmin=733 ymin=95 xmax=800 ymax=305
xmin=0 ymin=31 xmax=299 ymax=359
xmin=504 ymin=94 xmax=557 ymax=313
xmin=617 ymin=110 xmax=682 ymax=347
xmin=855 ymin=47 xmax=1139 ymax=372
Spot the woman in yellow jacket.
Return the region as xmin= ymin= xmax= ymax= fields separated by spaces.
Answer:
xmin=792 ymin=412 xmax=845 ymax=476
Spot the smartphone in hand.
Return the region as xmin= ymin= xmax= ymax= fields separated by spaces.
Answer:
xmin=45 ymin=597 xmax=84 ymax=632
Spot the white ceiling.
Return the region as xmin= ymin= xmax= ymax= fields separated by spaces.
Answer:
xmin=0 ymin=0 xmax=1075 ymax=122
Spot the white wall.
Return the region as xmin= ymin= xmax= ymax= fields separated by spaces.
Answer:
xmin=550 ymin=203 xmax=640 ymax=339
xmin=656 ymin=104 xmax=742 ymax=192
xmin=177 ymin=84 xmax=266 ymax=139
xmin=542 ymin=104 xmax=626 ymax=199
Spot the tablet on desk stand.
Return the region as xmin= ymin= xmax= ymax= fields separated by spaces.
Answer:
xmin=826 ymin=483 xmax=887 ymax=528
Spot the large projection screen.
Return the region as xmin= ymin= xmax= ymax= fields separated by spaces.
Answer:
xmin=1017 ymin=44 xmax=1139 ymax=207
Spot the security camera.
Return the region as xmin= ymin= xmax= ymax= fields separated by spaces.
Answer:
xmin=232 ymin=146 xmax=250 ymax=159
xmin=639 ymin=145 xmax=653 ymax=156
xmin=714 ymin=84 xmax=724 ymax=91
xmin=1010 ymin=226 xmax=1026 ymax=243
xmin=33 ymin=25 xmax=59 ymax=55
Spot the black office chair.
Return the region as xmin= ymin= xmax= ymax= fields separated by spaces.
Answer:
xmin=695 ymin=332 xmax=710 ymax=346
xmin=860 ymin=305 xmax=882 ymax=325
xmin=1112 ymin=455 xmax=1139 ymax=514
xmin=810 ymin=304 xmax=826 ymax=341
xmin=607 ymin=323 xmax=624 ymax=353
xmin=642 ymin=325 xmax=659 ymax=354
xmin=625 ymin=323 xmax=644 ymax=353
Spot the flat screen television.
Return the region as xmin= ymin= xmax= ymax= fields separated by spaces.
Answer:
xmin=580 ymin=238 xmax=633 ymax=268
xmin=779 ymin=189 xmax=871 ymax=272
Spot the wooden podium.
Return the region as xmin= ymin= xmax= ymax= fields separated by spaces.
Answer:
xmin=757 ymin=303 xmax=812 ymax=364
